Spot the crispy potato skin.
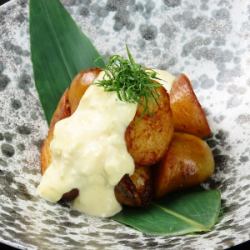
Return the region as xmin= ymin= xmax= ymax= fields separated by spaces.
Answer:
xmin=170 ymin=74 xmax=211 ymax=138
xmin=125 ymin=86 xmax=174 ymax=166
xmin=153 ymin=132 xmax=214 ymax=198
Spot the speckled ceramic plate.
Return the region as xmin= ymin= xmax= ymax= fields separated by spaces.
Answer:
xmin=0 ymin=0 xmax=250 ymax=249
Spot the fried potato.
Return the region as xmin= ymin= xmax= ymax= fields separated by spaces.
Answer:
xmin=115 ymin=165 xmax=152 ymax=207
xmin=153 ymin=132 xmax=214 ymax=198
xmin=40 ymin=89 xmax=71 ymax=175
xmin=40 ymin=68 xmax=174 ymax=206
xmin=125 ymin=86 xmax=174 ymax=166
xmin=170 ymin=74 xmax=211 ymax=138
xmin=68 ymin=68 xmax=101 ymax=113
xmin=41 ymin=69 xmax=100 ymax=174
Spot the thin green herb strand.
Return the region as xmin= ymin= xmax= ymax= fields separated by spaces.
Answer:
xmin=95 ymin=46 xmax=162 ymax=113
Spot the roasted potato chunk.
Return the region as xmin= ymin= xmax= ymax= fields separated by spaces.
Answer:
xmin=125 ymin=86 xmax=174 ymax=166
xmin=170 ymin=74 xmax=211 ymax=138
xmin=115 ymin=165 xmax=152 ymax=207
xmin=68 ymin=68 xmax=101 ymax=113
xmin=40 ymin=89 xmax=71 ymax=174
xmin=153 ymin=132 xmax=214 ymax=198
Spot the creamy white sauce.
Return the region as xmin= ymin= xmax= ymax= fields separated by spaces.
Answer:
xmin=37 ymin=71 xmax=137 ymax=217
xmin=153 ymin=69 xmax=176 ymax=93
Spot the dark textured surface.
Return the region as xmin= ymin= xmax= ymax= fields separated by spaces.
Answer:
xmin=0 ymin=0 xmax=250 ymax=250
xmin=0 ymin=0 xmax=9 ymax=5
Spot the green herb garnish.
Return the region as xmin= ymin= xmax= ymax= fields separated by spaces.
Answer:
xmin=96 ymin=46 xmax=162 ymax=113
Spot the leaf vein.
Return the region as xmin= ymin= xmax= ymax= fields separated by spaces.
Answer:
xmin=41 ymin=0 xmax=73 ymax=81
xmin=152 ymin=203 xmax=208 ymax=231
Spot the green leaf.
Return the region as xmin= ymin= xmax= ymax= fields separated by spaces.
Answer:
xmin=113 ymin=189 xmax=221 ymax=235
xmin=30 ymin=0 xmax=105 ymax=123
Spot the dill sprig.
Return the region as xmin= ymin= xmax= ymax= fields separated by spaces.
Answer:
xmin=96 ymin=46 xmax=162 ymax=113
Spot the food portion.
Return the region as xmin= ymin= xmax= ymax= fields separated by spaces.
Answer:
xmin=38 ymin=49 xmax=213 ymax=218
xmin=68 ymin=68 xmax=101 ymax=113
xmin=41 ymin=89 xmax=71 ymax=175
xmin=170 ymin=74 xmax=211 ymax=138
xmin=153 ymin=132 xmax=214 ymax=198
xmin=115 ymin=165 xmax=152 ymax=207
xmin=125 ymin=86 xmax=174 ymax=166
xmin=38 ymin=75 xmax=137 ymax=217
xmin=40 ymin=71 xmax=173 ymax=209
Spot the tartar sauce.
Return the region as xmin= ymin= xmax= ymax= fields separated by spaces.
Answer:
xmin=153 ymin=69 xmax=176 ymax=92
xmin=37 ymin=71 xmax=137 ymax=217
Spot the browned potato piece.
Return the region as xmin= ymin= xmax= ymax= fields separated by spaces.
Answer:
xmin=40 ymin=89 xmax=71 ymax=174
xmin=170 ymin=74 xmax=211 ymax=138
xmin=125 ymin=86 xmax=174 ymax=166
xmin=68 ymin=68 xmax=101 ymax=113
xmin=41 ymin=69 xmax=100 ymax=174
xmin=154 ymin=132 xmax=214 ymax=199
xmin=115 ymin=165 xmax=152 ymax=207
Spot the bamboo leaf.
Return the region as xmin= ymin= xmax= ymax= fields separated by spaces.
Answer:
xmin=113 ymin=189 xmax=221 ymax=235
xmin=30 ymin=0 xmax=105 ymax=123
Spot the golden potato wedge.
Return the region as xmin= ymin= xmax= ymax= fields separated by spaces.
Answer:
xmin=115 ymin=165 xmax=152 ymax=207
xmin=68 ymin=68 xmax=101 ymax=113
xmin=125 ymin=86 xmax=174 ymax=166
xmin=153 ymin=132 xmax=214 ymax=199
xmin=170 ymin=74 xmax=211 ymax=138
